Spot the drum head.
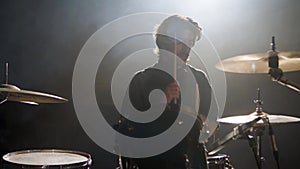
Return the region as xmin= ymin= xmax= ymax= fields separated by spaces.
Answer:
xmin=2 ymin=149 xmax=91 ymax=167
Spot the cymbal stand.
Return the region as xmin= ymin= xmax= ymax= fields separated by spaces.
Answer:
xmin=268 ymin=36 xmax=300 ymax=92
xmin=265 ymin=117 xmax=281 ymax=169
xmin=247 ymin=125 xmax=265 ymax=169
xmin=0 ymin=63 xmax=9 ymax=104
xmin=246 ymin=88 xmax=266 ymax=169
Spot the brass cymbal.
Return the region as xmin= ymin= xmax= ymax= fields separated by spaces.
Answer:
xmin=218 ymin=111 xmax=300 ymax=125
xmin=216 ymin=51 xmax=300 ymax=73
xmin=0 ymin=84 xmax=68 ymax=104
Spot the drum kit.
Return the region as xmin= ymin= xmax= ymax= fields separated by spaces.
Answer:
xmin=1 ymin=36 xmax=300 ymax=169
xmin=0 ymin=63 xmax=91 ymax=168
xmin=207 ymin=37 xmax=300 ymax=169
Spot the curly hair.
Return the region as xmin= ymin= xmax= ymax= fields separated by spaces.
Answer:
xmin=153 ymin=15 xmax=202 ymax=53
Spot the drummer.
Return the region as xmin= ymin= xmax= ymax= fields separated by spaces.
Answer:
xmin=117 ymin=14 xmax=213 ymax=169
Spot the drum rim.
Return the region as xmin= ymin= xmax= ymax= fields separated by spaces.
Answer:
xmin=207 ymin=153 xmax=229 ymax=159
xmin=2 ymin=149 xmax=92 ymax=167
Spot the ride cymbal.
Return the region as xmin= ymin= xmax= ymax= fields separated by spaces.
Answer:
xmin=216 ymin=51 xmax=300 ymax=73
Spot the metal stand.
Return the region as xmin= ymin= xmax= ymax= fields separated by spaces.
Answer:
xmin=247 ymin=126 xmax=265 ymax=169
xmin=268 ymin=36 xmax=300 ymax=92
xmin=208 ymin=88 xmax=281 ymax=169
xmin=0 ymin=63 xmax=9 ymax=104
xmin=246 ymin=88 xmax=281 ymax=169
xmin=246 ymin=89 xmax=266 ymax=169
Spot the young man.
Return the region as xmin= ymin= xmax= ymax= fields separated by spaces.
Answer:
xmin=118 ymin=15 xmax=212 ymax=169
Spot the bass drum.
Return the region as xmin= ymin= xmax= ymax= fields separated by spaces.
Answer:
xmin=207 ymin=154 xmax=234 ymax=169
xmin=2 ymin=149 xmax=92 ymax=169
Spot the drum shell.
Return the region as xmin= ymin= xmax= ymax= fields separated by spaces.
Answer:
xmin=207 ymin=154 xmax=230 ymax=169
xmin=2 ymin=149 xmax=92 ymax=169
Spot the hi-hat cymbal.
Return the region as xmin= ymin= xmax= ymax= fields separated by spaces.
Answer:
xmin=0 ymin=84 xmax=68 ymax=104
xmin=216 ymin=51 xmax=300 ymax=73
xmin=218 ymin=111 xmax=300 ymax=125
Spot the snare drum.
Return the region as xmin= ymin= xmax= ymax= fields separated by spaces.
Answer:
xmin=2 ymin=149 xmax=92 ymax=169
xmin=207 ymin=154 xmax=233 ymax=169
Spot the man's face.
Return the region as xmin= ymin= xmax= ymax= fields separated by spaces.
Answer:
xmin=172 ymin=30 xmax=197 ymax=63
xmin=174 ymin=41 xmax=191 ymax=63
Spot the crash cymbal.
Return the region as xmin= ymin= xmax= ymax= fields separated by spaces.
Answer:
xmin=216 ymin=51 xmax=300 ymax=73
xmin=0 ymin=84 xmax=68 ymax=104
xmin=218 ymin=111 xmax=300 ymax=125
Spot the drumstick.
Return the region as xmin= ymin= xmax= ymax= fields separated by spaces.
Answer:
xmin=174 ymin=34 xmax=177 ymax=104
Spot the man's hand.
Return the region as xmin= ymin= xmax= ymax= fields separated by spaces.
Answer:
xmin=164 ymin=81 xmax=180 ymax=104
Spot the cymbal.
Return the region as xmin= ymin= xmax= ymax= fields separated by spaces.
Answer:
xmin=0 ymin=84 xmax=68 ymax=104
xmin=218 ymin=111 xmax=300 ymax=125
xmin=216 ymin=51 xmax=300 ymax=73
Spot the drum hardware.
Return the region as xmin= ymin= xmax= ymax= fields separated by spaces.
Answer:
xmin=0 ymin=63 xmax=68 ymax=105
xmin=213 ymin=36 xmax=300 ymax=168
xmin=216 ymin=36 xmax=300 ymax=92
xmin=0 ymin=64 xmax=90 ymax=168
xmin=246 ymin=91 xmax=266 ymax=169
xmin=207 ymin=154 xmax=234 ymax=169
xmin=217 ymin=92 xmax=300 ymax=125
xmin=207 ymin=114 xmax=262 ymax=155
xmin=243 ymin=116 xmax=280 ymax=169
xmin=2 ymin=149 xmax=92 ymax=169
xmin=217 ymin=111 xmax=300 ymax=125
xmin=209 ymin=89 xmax=296 ymax=169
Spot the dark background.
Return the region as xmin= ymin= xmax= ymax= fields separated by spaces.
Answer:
xmin=1 ymin=0 xmax=300 ymax=169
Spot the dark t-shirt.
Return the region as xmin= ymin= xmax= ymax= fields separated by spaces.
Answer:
xmin=117 ymin=63 xmax=211 ymax=169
